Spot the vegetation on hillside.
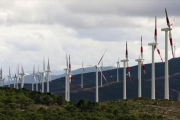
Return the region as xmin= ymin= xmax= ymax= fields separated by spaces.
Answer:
xmin=2 ymin=87 xmax=180 ymax=120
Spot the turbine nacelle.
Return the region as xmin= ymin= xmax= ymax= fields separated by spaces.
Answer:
xmin=135 ymin=58 xmax=144 ymax=62
xmin=148 ymin=42 xmax=158 ymax=46
xmin=161 ymin=28 xmax=172 ymax=31
xmin=121 ymin=59 xmax=129 ymax=62
xmin=95 ymin=65 xmax=100 ymax=68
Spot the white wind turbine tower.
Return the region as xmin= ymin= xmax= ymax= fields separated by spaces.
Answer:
xmin=121 ymin=42 xmax=131 ymax=99
xmin=19 ymin=65 xmax=28 ymax=89
xmin=46 ymin=58 xmax=51 ymax=92
xmin=64 ymin=54 xmax=69 ymax=101
xmin=7 ymin=67 xmax=12 ymax=87
xmin=81 ymin=61 xmax=86 ymax=88
xmin=95 ymin=48 xmax=108 ymax=102
xmin=14 ymin=65 xmax=20 ymax=89
xmin=68 ymin=55 xmax=72 ymax=101
xmin=161 ymin=9 xmax=175 ymax=100
xmin=31 ymin=66 xmax=37 ymax=91
xmin=0 ymin=68 xmax=5 ymax=87
xmin=40 ymin=58 xmax=46 ymax=93
xmin=13 ymin=65 xmax=20 ymax=89
xmin=135 ymin=36 xmax=144 ymax=97
xmin=12 ymin=74 xmax=18 ymax=89
xmin=116 ymin=59 xmax=120 ymax=82
xmin=148 ymin=17 xmax=159 ymax=99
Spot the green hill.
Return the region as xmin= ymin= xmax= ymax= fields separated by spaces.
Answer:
xmin=2 ymin=87 xmax=180 ymax=120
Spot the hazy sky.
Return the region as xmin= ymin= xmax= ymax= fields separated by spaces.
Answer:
xmin=0 ymin=0 xmax=180 ymax=75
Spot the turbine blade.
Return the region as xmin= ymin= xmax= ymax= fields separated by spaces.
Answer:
xmin=43 ymin=57 xmax=45 ymax=71
xmin=99 ymin=67 xmax=108 ymax=84
xmin=165 ymin=8 xmax=170 ymax=28
xmin=126 ymin=62 xmax=131 ymax=81
xmin=9 ymin=66 xmax=11 ymax=76
xmin=141 ymin=36 xmax=143 ymax=59
xmin=33 ymin=65 xmax=35 ymax=75
xmin=141 ymin=61 xmax=146 ymax=77
xmin=83 ymin=68 xmax=86 ymax=72
xmin=66 ymin=54 xmax=68 ymax=68
xmin=69 ymin=55 xmax=71 ymax=72
xmin=98 ymin=48 xmax=108 ymax=65
xmin=17 ymin=64 xmax=19 ymax=74
xmin=126 ymin=41 xmax=128 ymax=59
xmin=154 ymin=16 xmax=157 ymax=50
xmin=101 ymin=61 xmax=103 ymax=71
xmin=156 ymin=46 xmax=163 ymax=62
xmin=169 ymin=31 xmax=174 ymax=58
xmin=69 ymin=74 xmax=72 ymax=84
xmin=47 ymin=58 xmax=50 ymax=71
xmin=170 ymin=19 xmax=175 ymax=27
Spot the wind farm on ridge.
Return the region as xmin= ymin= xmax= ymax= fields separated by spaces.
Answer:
xmin=0 ymin=9 xmax=179 ymax=104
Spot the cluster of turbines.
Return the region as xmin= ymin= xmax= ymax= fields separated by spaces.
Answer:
xmin=0 ymin=58 xmax=52 ymax=93
xmin=0 ymin=9 xmax=177 ymax=103
xmin=73 ymin=9 xmax=176 ymax=102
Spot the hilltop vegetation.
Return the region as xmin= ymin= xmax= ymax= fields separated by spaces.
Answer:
xmin=1 ymin=87 xmax=180 ymax=120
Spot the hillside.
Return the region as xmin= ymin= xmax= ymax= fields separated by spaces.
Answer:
xmin=10 ymin=57 xmax=180 ymax=103
xmin=2 ymin=87 xmax=180 ymax=120
xmin=51 ymin=57 xmax=180 ymax=103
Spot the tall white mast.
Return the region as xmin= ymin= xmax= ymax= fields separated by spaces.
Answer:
xmin=7 ymin=67 xmax=12 ymax=87
xmin=46 ymin=58 xmax=51 ymax=92
xmin=19 ymin=65 xmax=28 ymax=89
xmin=95 ymin=48 xmax=107 ymax=102
xmin=148 ymin=42 xmax=158 ymax=99
xmin=135 ymin=57 xmax=143 ymax=97
xmin=40 ymin=58 xmax=46 ymax=93
xmin=121 ymin=59 xmax=128 ymax=99
xmin=35 ymin=66 xmax=40 ymax=91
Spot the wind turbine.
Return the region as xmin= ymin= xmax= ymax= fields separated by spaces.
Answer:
xmin=68 ymin=55 xmax=72 ymax=101
xmin=148 ymin=17 xmax=159 ymax=99
xmin=7 ymin=67 xmax=12 ymax=87
xmin=0 ymin=68 xmax=5 ymax=87
xmin=161 ymin=9 xmax=174 ymax=100
xmin=95 ymin=48 xmax=108 ymax=102
xmin=140 ymin=37 xmax=147 ymax=77
xmin=121 ymin=42 xmax=129 ymax=100
xmin=14 ymin=65 xmax=20 ymax=89
xmin=19 ymin=65 xmax=28 ymax=89
xmin=116 ymin=59 xmax=120 ymax=82
xmin=31 ymin=66 xmax=37 ymax=91
xmin=125 ymin=42 xmax=131 ymax=81
xmin=81 ymin=61 xmax=86 ymax=88
xmin=40 ymin=58 xmax=46 ymax=93
xmin=12 ymin=74 xmax=18 ymax=89
xmin=46 ymin=58 xmax=51 ymax=92
xmin=135 ymin=36 xmax=144 ymax=97
xmin=64 ymin=54 xmax=69 ymax=101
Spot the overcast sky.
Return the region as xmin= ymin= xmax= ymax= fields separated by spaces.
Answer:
xmin=0 ymin=0 xmax=180 ymax=75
